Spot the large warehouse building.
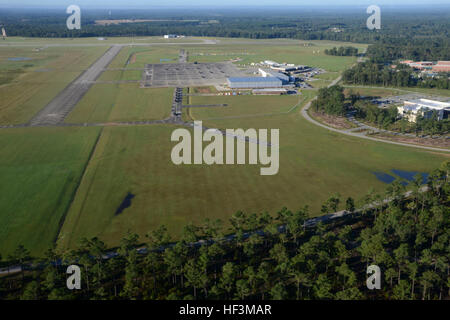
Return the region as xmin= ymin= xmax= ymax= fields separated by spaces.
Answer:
xmin=227 ymin=77 xmax=282 ymax=89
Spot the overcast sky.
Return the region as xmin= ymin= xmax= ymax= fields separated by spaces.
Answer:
xmin=1 ymin=0 xmax=449 ymax=9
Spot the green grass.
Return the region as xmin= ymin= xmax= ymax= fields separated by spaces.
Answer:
xmin=0 ymin=127 xmax=101 ymax=256
xmin=315 ymin=72 xmax=341 ymax=80
xmin=57 ymin=95 xmax=448 ymax=252
xmin=0 ymin=46 xmax=109 ymax=125
xmin=185 ymin=42 xmax=367 ymax=72
xmin=97 ymin=69 xmax=142 ymax=81
xmin=108 ymin=46 xmax=182 ymax=69
xmin=187 ymin=94 xmax=302 ymax=121
xmin=343 ymin=85 xmax=450 ymax=98
xmin=308 ymin=79 xmax=332 ymax=89
xmin=2 ymin=38 xmax=447 ymax=256
xmin=65 ymin=84 xmax=173 ymax=123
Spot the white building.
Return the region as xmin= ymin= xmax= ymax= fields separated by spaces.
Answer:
xmin=227 ymin=77 xmax=282 ymax=89
xmin=263 ymin=60 xmax=279 ymax=67
xmin=397 ymin=99 xmax=450 ymax=122
xmin=258 ymin=68 xmax=290 ymax=84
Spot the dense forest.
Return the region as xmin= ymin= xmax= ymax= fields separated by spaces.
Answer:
xmin=0 ymin=162 xmax=448 ymax=300
xmin=311 ymin=85 xmax=347 ymax=116
xmin=367 ymin=41 xmax=450 ymax=63
xmin=0 ymin=7 xmax=449 ymax=48
xmin=343 ymin=62 xmax=450 ymax=89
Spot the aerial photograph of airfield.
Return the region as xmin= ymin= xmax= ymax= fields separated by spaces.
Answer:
xmin=0 ymin=34 xmax=448 ymax=257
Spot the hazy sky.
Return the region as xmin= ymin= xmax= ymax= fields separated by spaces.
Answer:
xmin=0 ymin=0 xmax=449 ymax=9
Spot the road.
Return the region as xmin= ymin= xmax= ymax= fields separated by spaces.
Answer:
xmin=0 ymin=203 xmax=364 ymax=276
xmin=29 ymin=45 xmax=123 ymax=126
xmin=300 ymin=55 xmax=449 ymax=153
xmin=301 ymin=100 xmax=449 ymax=153
xmin=0 ymin=185 xmax=423 ymax=276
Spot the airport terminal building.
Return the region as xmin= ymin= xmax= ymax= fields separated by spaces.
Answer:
xmin=227 ymin=77 xmax=282 ymax=89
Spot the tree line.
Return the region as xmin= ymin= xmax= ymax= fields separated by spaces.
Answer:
xmin=325 ymin=46 xmax=359 ymax=57
xmin=343 ymin=62 xmax=450 ymax=89
xmin=311 ymin=85 xmax=347 ymax=116
xmin=1 ymin=9 xmax=449 ymax=48
xmin=0 ymin=162 xmax=448 ymax=300
xmin=367 ymin=41 xmax=450 ymax=63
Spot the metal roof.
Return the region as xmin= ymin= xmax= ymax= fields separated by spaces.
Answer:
xmin=228 ymin=77 xmax=281 ymax=82
xmin=252 ymin=88 xmax=287 ymax=92
xmin=406 ymin=99 xmax=450 ymax=110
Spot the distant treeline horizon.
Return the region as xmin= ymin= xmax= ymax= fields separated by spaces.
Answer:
xmin=0 ymin=8 xmax=449 ymax=42
xmin=1 ymin=9 xmax=449 ymax=62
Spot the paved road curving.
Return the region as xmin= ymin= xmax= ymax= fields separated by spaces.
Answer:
xmin=301 ymin=100 xmax=450 ymax=153
xmin=300 ymin=70 xmax=449 ymax=153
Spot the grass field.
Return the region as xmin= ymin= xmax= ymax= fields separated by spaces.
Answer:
xmin=186 ymin=41 xmax=367 ymax=72
xmin=186 ymin=94 xmax=302 ymax=122
xmin=0 ymin=46 xmax=109 ymax=125
xmin=315 ymin=72 xmax=341 ymax=81
xmin=308 ymin=79 xmax=332 ymax=89
xmin=343 ymin=85 xmax=450 ymax=98
xmin=1 ymin=37 xmax=448 ymax=257
xmin=97 ymin=69 xmax=142 ymax=81
xmin=65 ymin=84 xmax=173 ymax=123
xmin=0 ymin=127 xmax=101 ymax=256
xmin=108 ymin=46 xmax=182 ymax=69
xmin=57 ymin=102 xmax=448 ymax=251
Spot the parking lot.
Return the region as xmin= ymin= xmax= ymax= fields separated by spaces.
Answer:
xmin=141 ymin=62 xmax=245 ymax=88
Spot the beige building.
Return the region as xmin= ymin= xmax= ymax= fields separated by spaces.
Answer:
xmin=397 ymin=99 xmax=450 ymax=122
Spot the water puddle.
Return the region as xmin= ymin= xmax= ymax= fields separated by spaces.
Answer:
xmin=373 ymin=169 xmax=429 ymax=185
xmin=115 ymin=192 xmax=135 ymax=215
xmin=7 ymin=57 xmax=32 ymax=61
xmin=373 ymin=172 xmax=396 ymax=184
xmin=391 ymin=170 xmax=428 ymax=184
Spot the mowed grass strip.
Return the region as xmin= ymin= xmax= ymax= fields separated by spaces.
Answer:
xmin=65 ymin=84 xmax=173 ymax=123
xmin=188 ymin=94 xmax=302 ymax=120
xmin=0 ymin=46 xmax=109 ymax=125
xmin=185 ymin=41 xmax=367 ymax=72
xmin=0 ymin=127 xmax=101 ymax=256
xmin=108 ymin=46 xmax=181 ymax=69
xmin=57 ymin=106 xmax=447 ymax=251
xmin=97 ymin=69 xmax=143 ymax=81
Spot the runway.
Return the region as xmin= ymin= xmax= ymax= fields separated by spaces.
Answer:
xmin=28 ymin=45 xmax=123 ymax=126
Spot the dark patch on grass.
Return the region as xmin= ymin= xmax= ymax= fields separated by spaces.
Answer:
xmin=115 ymin=192 xmax=135 ymax=216
xmin=373 ymin=171 xmax=396 ymax=184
